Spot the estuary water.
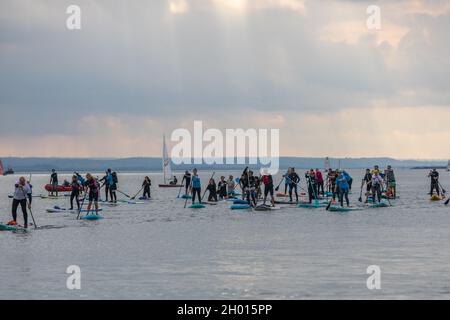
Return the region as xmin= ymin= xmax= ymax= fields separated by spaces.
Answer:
xmin=1 ymin=169 xmax=450 ymax=300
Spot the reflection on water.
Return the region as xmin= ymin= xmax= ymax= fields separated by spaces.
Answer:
xmin=0 ymin=170 xmax=450 ymax=299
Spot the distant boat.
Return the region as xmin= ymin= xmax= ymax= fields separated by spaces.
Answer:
xmin=447 ymin=159 xmax=450 ymax=172
xmin=158 ymin=135 xmax=183 ymax=188
xmin=324 ymin=157 xmax=331 ymax=171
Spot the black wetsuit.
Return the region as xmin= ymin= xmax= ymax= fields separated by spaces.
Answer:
xmin=288 ymin=172 xmax=300 ymax=203
xmin=217 ymin=181 xmax=227 ymax=199
xmin=306 ymin=174 xmax=317 ymax=203
xmin=184 ymin=173 xmax=192 ymax=194
xmin=142 ymin=179 xmax=151 ymax=199
xmin=69 ymin=181 xmax=82 ymax=210
xmin=207 ymin=183 xmax=218 ymax=202
xmin=50 ymin=172 xmax=58 ymax=195
xmin=430 ymin=171 xmax=440 ymax=196
xmin=364 ymin=173 xmax=372 ymax=192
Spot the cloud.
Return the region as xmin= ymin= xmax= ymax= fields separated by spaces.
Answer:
xmin=0 ymin=0 xmax=449 ymax=159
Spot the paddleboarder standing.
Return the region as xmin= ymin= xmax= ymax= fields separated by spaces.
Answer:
xmin=9 ymin=177 xmax=32 ymax=228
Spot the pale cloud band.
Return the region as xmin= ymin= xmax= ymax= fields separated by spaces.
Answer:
xmin=1 ymin=0 xmax=449 ymax=159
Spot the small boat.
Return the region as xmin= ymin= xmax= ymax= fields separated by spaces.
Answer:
xmin=158 ymin=134 xmax=183 ymax=188
xmin=447 ymin=159 xmax=450 ymax=172
xmin=44 ymin=184 xmax=72 ymax=192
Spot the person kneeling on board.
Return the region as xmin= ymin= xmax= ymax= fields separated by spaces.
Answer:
xmin=8 ymin=177 xmax=32 ymax=228
xmin=207 ymin=178 xmax=218 ymax=202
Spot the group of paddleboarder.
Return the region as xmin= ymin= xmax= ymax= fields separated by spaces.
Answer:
xmin=177 ymin=165 xmax=400 ymax=208
xmin=3 ymin=165 xmax=449 ymax=229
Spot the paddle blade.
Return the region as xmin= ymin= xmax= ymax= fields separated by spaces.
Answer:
xmin=445 ymin=198 xmax=450 ymax=205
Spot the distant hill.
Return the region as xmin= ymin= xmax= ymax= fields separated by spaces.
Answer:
xmin=0 ymin=157 xmax=447 ymax=173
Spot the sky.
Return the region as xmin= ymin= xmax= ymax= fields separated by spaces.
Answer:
xmin=0 ymin=0 xmax=449 ymax=159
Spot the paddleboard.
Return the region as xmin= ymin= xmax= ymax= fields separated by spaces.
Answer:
xmin=233 ymin=199 xmax=249 ymax=205
xmin=254 ymin=205 xmax=280 ymax=211
xmin=368 ymin=202 xmax=389 ymax=208
xmin=189 ymin=203 xmax=206 ymax=209
xmin=138 ymin=197 xmax=152 ymax=201
xmin=0 ymin=224 xmax=18 ymax=231
xmin=231 ymin=204 xmax=252 ymax=210
xmin=430 ymin=195 xmax=442 ymax=201
xmin=47 ymin=207 xmax=103 ymax=213
xmin=328 ymin=206 xmax=362 ymax=212
xmin=81 ymin=214 xmax=104 ymax=220
xmin=297 ymin=202 xmax=327 ymax=208
xmin=178 ymin=194 xmax=192 ymax=199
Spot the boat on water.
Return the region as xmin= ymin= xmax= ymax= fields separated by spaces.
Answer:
xmin=447 ymin=159 xmax=450 ymax=172
xmin=159 ymin=135 xmax=183 ymax=188
xmin=0 ymin=160 xmax=14 ymax=176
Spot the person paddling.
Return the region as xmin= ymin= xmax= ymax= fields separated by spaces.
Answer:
xmin=191 ymin=169 xmax=202 ymax=204
xmin=84 ymin=173 xmax=100 ymax=215
xmin=100 ymin=169 xmax=112 ymax=202
xmin=142 ymin=176 xmax=152 ymax=199
xmin=217 ymin=176 xmax=228 ymax=200
xmin=206 ymin=178 xmax=218 ymax=202
xmin=384 ymin=165 xmax=396 ymax=198
xmin=261 ymin=169 xmax=275 ymax=206
xmin=227 ymin=175 xmax=236 ymax=197
xmin=69 ymin=175 xmax=82 ymax=211
xmin=336 ymin=171 xmax=350 ymax=207
xmin=363 ymin=169 xmax=372 ymax=202
xmin=110 ymin=172 xmax=118 ymax=203
xmin=316 ymin=169 xmax=324 ymax=197
xmin=428 ymin=169 xmax=440 ymax=196
xmin=305 ymin=169 xmax=316 ymax=204
xmin=50 ymin=169 xmax=58 ymax=197
xmin=8 ymin=177 xmax=32 ymax=228
xmin=288 ymin=168 xmax=300 ymax=203
xmin=371 ymin=171 xmax=384 ymax=203
xmin=183 ymin=171 xmax=192 ymax=195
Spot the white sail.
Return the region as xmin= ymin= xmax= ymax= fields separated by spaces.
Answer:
xmin=324 ymin=157 xmax=331 ymax=171
xmin=162 ymin=135 xmax=173 ymax=183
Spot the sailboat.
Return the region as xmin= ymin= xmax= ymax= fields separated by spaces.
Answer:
xmin=0 ymin=160 xmax=14 ymax=176
xmin=447 ymin=159 xmax=450 ymax=172
xmin=324 ymin=157 xmax=331 ymax=171
xmin=158 ymin=135 xmax=183 ymax=188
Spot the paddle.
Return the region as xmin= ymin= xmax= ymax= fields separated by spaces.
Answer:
xmin=358 ymin=179 xmax=364 ymax=203
xmin=201 ymin=172 xmax=216 ymax=202
xmin=22 ymin=188 xmax=37 ymax=229
xmin=76 ymin=190 xmax=88 ymax=220
xmin=116 ymin=189 xmax=131 ymax=199
xmin=438 ymin=182 xmax=447 ymax=195
xmin=444 ymin=197 xmax=450 ymax=205
xmin=177 ymin=177 xmax=186 ymax=198
xmin=184 ymin=178 xmax=193 ymax=209
xmin=130 ymin=186 xmax=144 ymax=200
xmin=274 ymin=176 xmax=285 ymax=192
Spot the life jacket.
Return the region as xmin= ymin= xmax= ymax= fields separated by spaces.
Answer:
xmin=262 ymin=175 xmax=272 ymax=185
